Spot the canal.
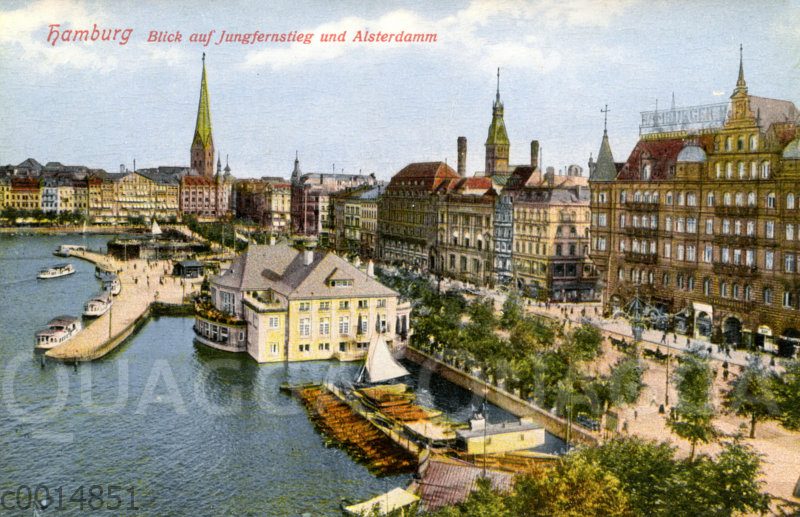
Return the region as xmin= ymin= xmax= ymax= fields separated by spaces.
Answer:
xmin=0 ymin=234 xmax=558 ymax=516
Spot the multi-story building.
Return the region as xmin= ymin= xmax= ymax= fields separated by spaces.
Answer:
xmin=194 ymin=244 xmax=411 ymax=363
xmin=7 ymin=177 xmax=41 ymax=210
xmin=434 ymin=176 xmax=496 ymax=286
xmin=378 ymin=161 xmax=459 ymax=269
xmin=333 ymin=184 xmax=385 ymax=258
xmin=290 ymin=153 xmax=377 ymax=239
xmin=234 ymin=178 xmax=292 ymax=232
xmin=590 ymin=53 xmax=800 ymax=355
xmin=508 ymin=169 xmax=597 ymax=301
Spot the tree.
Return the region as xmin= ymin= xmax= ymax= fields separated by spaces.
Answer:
xmin=509 ymin=316 xmax=555 ymax=358
xmin=512 ymin=455 xmax=633 ymax=517
xmin=774 ymin=358 xmax=800 ymax=430
xmin=467 ymin=297 xmax=496 ymax=334
xmin=578 ymin=437 xmax=678 ymax=516
xmin=586 ymin=357 xmax=645 ymax=430
xmin=500 ymin=292 xmax=523 ymax=330
xmin=724 ymin=354 xmax=780 ymax=438
xmin=562 ymin=324 xmax=603 ymax=364
xmin=668 ymin=346 xmax=715 ymax=459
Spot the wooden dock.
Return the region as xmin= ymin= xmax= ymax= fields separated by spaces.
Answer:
xmin=45 ymin=250 xmax=200 ymax=362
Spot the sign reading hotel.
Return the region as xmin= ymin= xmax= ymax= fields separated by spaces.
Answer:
xmin=639 ymin=102 xmax=729 ymax=135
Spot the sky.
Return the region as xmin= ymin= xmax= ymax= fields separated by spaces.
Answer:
xmin=0 ymin=0 xmax=798 ymax=180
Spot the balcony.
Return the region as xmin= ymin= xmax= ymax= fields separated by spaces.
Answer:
xmin=624 ymin=226 xmax=658 ymax=238
xmin=194 ymin=300 xmax=246 ymax=326
xmin=623 ymin=201 xmax=659 ymax=212
xmin=710 ymin=296 xmax=757 ymax=313
xmin=624 ymin=251 xmax=658 ymax=264
xmin=712 ymin=262 xmax=759 ymax=277
xmin=712 ymin=234 xmax=757 ymax=247
xmin=715 ymin=206 xmax=757 ymax=217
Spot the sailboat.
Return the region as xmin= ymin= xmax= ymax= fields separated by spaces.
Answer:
xmin=151 ymin=219 xmax=162 ymax=236
xmin=355 ymin=333 xmax=410 ymax=385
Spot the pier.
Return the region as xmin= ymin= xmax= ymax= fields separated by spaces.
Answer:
xmin=45 ymin=249 xmax=200 ymax=362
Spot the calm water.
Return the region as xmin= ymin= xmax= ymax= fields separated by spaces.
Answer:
xmin=0 ymin=234 xmax=546 ymax=516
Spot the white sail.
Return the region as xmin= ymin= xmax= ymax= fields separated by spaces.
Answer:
xmin=151 ymin=219 xmax=162 ymax=235
xmin=365 ymin=334 xmax=409 ymax=384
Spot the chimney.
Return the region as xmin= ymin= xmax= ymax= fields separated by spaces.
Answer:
xmin=545 ymin=166 xmax=555 ymax=186
xmin=367 ymin=260 xmax=375 ymax=277
xmin=304 ymin=248 xmax=314 ymax=266
xmin=530 ymin=140 xmax=539 ymax=169
xmin=457 ymin=137 xmax=467 ymax=176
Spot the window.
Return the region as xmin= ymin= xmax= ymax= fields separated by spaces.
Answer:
xmin=299 ymin=302 xmax=310 ymax=312
xmin=750 ymin=161 xmax=758 ymax=179
xmin=319 ymin=318 xmax=330 ymax=336
xmin=339 ymin=300 xmax=350 ymax=310
xmin=666 ymin=191 xmax=673 ymax=205
xmin=706 ymin=192 xmax=715 ymax=207
xmin=318 ymin=342 xmax=330 ymax=351
xmin=338 ymin=316 xmax=350 ymax=335
xmin=677 ymin=244 xmax=685 ymax=261
xmin=642 ymin=164 xmax=652 ymax=180
xmin=725 ymin=137 xmax=732 ymax=151
xmin=766 ymin=221 xmax=775 ymax=239
xmin=269 ymin=316 xmax=279 ymax=329
xmin=788 ymin=194 xmax=796 ymax=210
xmin=721 ymin=247 xmax=730 ymax=263
xmin=319 ymin=301 xmax=331 ymax=311
xmin=662 ymin=272 xmax=669 ymax=286
xmin=270 ymin=343 xmax=279 ymax=355
xmin=687 ymin=245 xmax=696 ymax=262
xmin=721 ymin=282 xmax=729 ymax=298
xmin=715 ymin=162 xmax=722 ymax=178
xmin=358 ymin=299 xmax=369 ymax=309
xmin=763 ymin=287 xmax=772 ymax=305
xmin=298 ymin=344 xmax=310 ymax=353
xmin=619 ymin=214 xmax=626 ymax=228
xmin=750 ymin=135 xmax=757 ymax=150
xmin=664 ymin=242 xmax=671 ymax=258
xmin=785 ymin=254 xmax=796 ymax=273
xmin=703 ymin=277 xmax=711 ymax=296
xmin=619 ymin=190 xmax=627 ymax=203
xmin=299 ymin=318 xmax=310 ymax=337
xmin=765 ymin=250 xmax=774 ymax=270
xmin=705 ymin=219 xmax=714 ymax=235
xmin=744 ymin=285 xmax=753 ymax=301
xmin=665 ymin=216 xmax=673 ymax=232
xmin=598 ymin=213 xmax=607 ymax=227
xmin=761 ymin=161 xmax=770 ymax=179
xmin=687 ymin=193 xmax=697 ymax=206
xmin=746 ymin=249 xmax=755 ymax=266
xmin=787 ymin=224 xmax=795 ymax=241
xmin=746 ymin=221 xmax=755 ymax=236
xmin=784 ymin=291 xmax=794 ymax=308
xmin=732 ymin=284 xmax=740 ymax=299
xmin=704 ymin=245 xmax=713 ymax=263
xmin=747 ymin=192 xmax=756 ymax=207
xmin=687 ymin=217 xmax=697 ymax=233
xmin=767 ymin=193 xmax=776 ymax=209
xmin=377 ymin=299 xmax=386 ymax=308
xmin=726 ymin=162 xmax=733 ymax=179
xmin=735 ymin=220 xmax=742 ymax=235
xmin=723 ymin=192 xmax=732 ymax=206
xmin=220 ymin=291 xmax=234 ymax=314
xmin=738 ymin=161 xmax=746 ymax=179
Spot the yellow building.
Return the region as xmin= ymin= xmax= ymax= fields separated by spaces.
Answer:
xmin=195 ymin=244 xmax=411 ymax=363
xmin=456 ymin=416 xmax=545 ymax=454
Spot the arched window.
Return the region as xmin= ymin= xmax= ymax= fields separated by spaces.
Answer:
xmin=787 ymin=193 xmax=795 ymax=210
xmin=618 ymin=268 xmax=624 ymax=281
xmin=726 ymin=162 xmax=733 ymax=179
xmin=761 ymin=161 xmax=770 ymax=179
xmin=744 ymin=285 xmax=753 ymax=301
xmin=787 ymin=224 xmax=795 ymax=241
xmin=738 ymin=161 xmax=746 ymax=179
xmin=687 ymin=277 xmax=695 ymax=291
xmin=747 ymin=192 xmax=756 ymax=207
xmin=715 ymin=162 xmax=722 ymax=178
xmin=763 ymin=287 xmax=772 ymax=304
xmin=687 ymin=192 xmax=697 ymax=206
xmin=725 ymin=136 xmax=732 ymax=151
xmin=737 ymin=136 xmax=745 ymax=151
xmin=677 ymin=273 xmax=685 ymax=289
xmin=665 ymin=191 xmax=673 ymax=205
xmin=723 ymin=192 xmax=732 ymax=206
xmin=665 ymin=216 xmax=673 ymax=231
xmin=721 ymin=282 xmax=729 ymax=298
xmin=648 ymin=271 xmax=654 ymax=284
xmin=653 ymin=192 xmax=659 ymax=203
xmin=735 ymin=192 xmax=745 ymax=206
xmin=619 ymin=190 xmax=627 ymax=203
xmin=703 ymin=277 xmax=711 ymax=296
xmin=767 ymin=193 xmax=776 ymax=209
xmin=706 ymin=192 xmax=715 ymax=206
xmin=643 ymin=164 xmax=652 ymax=180
xmin=746 ymin=220 xmax=755 ymax=236
xmin=662 ymin=272 xmax=669 ymax=286
xmin=732 ymin=284 xmax=740 ymax=299
xmin=677 ymin=192 xmax=685 ymax=206
xmin=750 ymin=161 xmax=757 ymax=179
xmin=634 ymin=191 xmax=642 ymax=202
xmin=749 ymin=135 xmax=757 ymax=150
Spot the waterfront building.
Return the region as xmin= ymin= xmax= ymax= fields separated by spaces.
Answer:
xmin=332 ymin=184 xmax=385 ymax=258
xmin=589 ymin=52 xmax=800 ymax=355
xmin=235 ymin=178 xmax=292 ymax=233
xmin=378 ymin=161 xmax=459 ymax=269
xmin=290 ymin=153 xmax=377 ymax=240
xmin=434 ymin=176 xmax=497 ymax=286
xmin=195 ymin=244 xmax=411 ymax=363
xmin=507 ymin=167 xmax=597 ymax=301
xmin=7 ymin=177 xmax=41 ymax=210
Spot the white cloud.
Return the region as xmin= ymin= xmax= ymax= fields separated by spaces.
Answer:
xmin=241 ymin=0 xmax=639 ymax=72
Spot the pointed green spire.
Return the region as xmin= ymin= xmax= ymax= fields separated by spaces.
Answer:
xmin=193 ymin=53 xmax=213 ymax=150
xmin=592 ymin=128 xmax=617 ymax=181
xmin=486 ymin=67 xmax=509 ymax=146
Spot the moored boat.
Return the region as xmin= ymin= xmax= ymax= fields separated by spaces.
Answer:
xmin=54 ymin=244 xmax=86 ymax=257
xmin=83 ymin=294 xmax=113 ymax=317
xmin=103 ymin=277 xmax=121 ymax=296
xmin=34 ymin=315 xmax=82 ymax=350
xmin=37 ymin=263 xmax=75 ymax=279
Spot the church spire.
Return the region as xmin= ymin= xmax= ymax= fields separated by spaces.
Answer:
xmin=736 ymin=43 xmax=746 ymax=91
xmin=190 ymin=53 xmax=215 ymax=177
xmin=591 ymin=107 xmax=617 ymax=182
xmin=495 ymin=67 xmax=501 ymax=106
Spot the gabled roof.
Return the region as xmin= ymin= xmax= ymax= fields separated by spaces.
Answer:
xmin=616 ymin=138 xmax=685 ymax=181
xmin=751 ymin=96 xmax=799 ymax=132
xmin=212 ymin=244 xmax=397 ymax=300
xmin=388 ymin=162 xmax=459 ymax=192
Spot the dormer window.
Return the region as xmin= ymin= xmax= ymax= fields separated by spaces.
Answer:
xmin=331 ymin=279 xmax=353 ymax=288
xmin=642 ymin=163 xmax=652 ymax=180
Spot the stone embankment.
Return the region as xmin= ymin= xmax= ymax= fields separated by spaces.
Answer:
xmin=46 ymin=250 xmax=199 ymax=362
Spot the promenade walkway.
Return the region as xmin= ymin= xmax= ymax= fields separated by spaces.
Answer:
xmin=46 ymin=250 xmax=200 ymax=361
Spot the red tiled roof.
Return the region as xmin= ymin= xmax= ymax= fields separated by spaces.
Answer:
xmin=388 ymin=162 xmax=459 ymax=192
xmin=418 ymin=459 xmax=513 ymax=512
xmin=617 ymin=138 xmax=685 ymax=181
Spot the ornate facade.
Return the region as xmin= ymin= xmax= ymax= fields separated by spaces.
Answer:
xmin=589 ymin=53 xmax=800 ymax=355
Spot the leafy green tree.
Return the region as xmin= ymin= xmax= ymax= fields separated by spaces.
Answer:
xmin=724 ymin=355 xmax=780 ymax=438
xmin=466 ymin=297 xmax=496 ymax=335
xmin=562 ymin=324 xmax=603 ymax=364
xmin=578 ymin=437 xmax=678 ymax=515
xmin=1 ymin=206 xmax=19 ymax=224
xmin=512 ymin=455 xmax=633 ymax=517
xmin=668 ymin=346 xmax=715 ymax=459
xmin=509 ymin=316 xmax=555 ymax=358
xmin=774 ymin=358 xmax=800 ymax=430
xmin=499 ymin=292 xmax=523 ymax=330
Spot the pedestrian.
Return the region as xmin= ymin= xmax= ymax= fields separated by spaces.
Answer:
xmin=661 ymin=332 xmax=666 ymax=344
xmin=634 ymin=410 xmax=638 ymax=420
xmin=673 ymin=333 xmax=677 ymax=344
